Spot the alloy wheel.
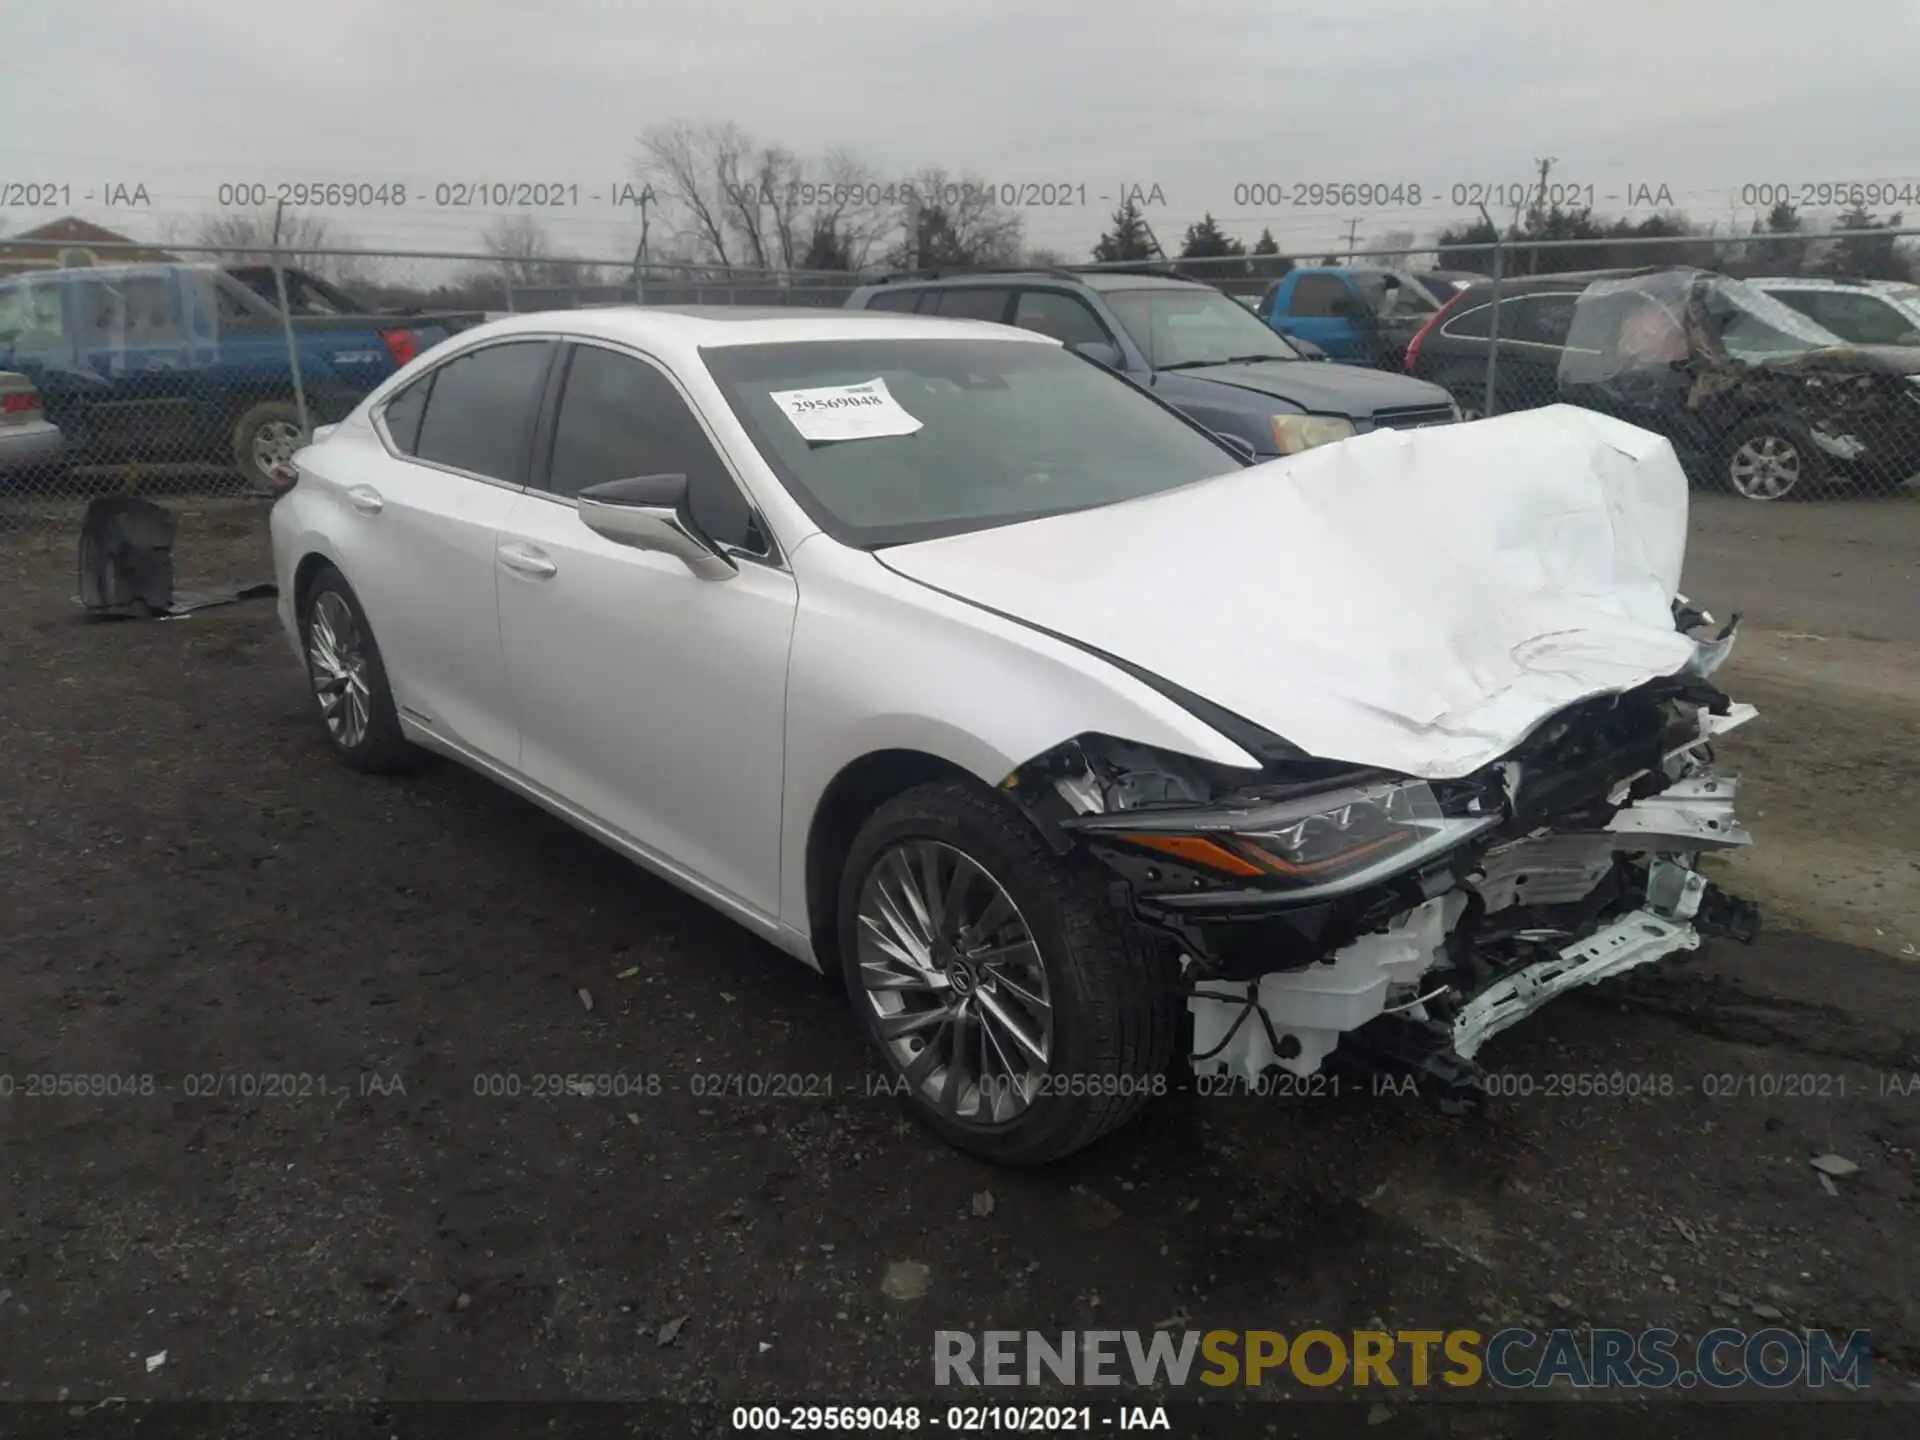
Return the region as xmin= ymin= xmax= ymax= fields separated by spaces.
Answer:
xmin=307 ymin=591 xmax=372 ymax=749
xmin=1728 ymin=434 xmax=1802 ymax=500
xmin=251 ymin=419 xmax=305 ymax=478
xmin=854 ymin=840 xmax=1054 ymax=1124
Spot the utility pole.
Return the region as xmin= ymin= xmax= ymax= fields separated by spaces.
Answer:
xmin=1341 ymin=217 xmax=1361 ymax=261
xmin=1523 ymin=157 xmax=1557 ymax=274
xmin=630 ymin=185 xmax=653 ymax=304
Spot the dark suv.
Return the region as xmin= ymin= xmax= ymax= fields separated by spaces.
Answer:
xmin=845 ymin=269 xmax=1459 ymax=460
xmin=1405 ymin=266 xmax=1920 ymax=499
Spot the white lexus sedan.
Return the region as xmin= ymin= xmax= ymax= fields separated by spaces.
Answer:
xmin=271 ymin=306 xmax=1760 ymax=1164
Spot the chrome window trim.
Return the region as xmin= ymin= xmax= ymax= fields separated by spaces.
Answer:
xmin=1438 ymin=292 xmax=1589 ymax=351
xmin=370 ymin=331 xmax=567 ymax=491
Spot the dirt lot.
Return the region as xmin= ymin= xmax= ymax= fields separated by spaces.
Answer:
xmin=1 ymin=493 xmax=1916 ymax=1434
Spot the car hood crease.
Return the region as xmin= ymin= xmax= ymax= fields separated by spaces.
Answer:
xmin=878 ymin=404 xmax=1700 ymax=780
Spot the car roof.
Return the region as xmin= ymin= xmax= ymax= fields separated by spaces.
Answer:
xmin=1453 ymin=267 xmax=1661 ymax=295
xmin=1747 ymin=276 xmax=1913 ymax=292
xmin=441 ymin=305 xmax=1061 ymax=356
xmin=860 ymin=270 xmax=1205 ymax=295
xmin=0 ymin=261 xmax=222 ymax=285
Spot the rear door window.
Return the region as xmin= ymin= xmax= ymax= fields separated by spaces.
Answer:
xmin=862 ymin=289 xmax=923 ymax=313
xmin=1507 ymin=294 xmax=1583 ymax=346
xmin=1286 ymin=274 xmax=1351 ymax=317
xmin=927 ymin=288 xmax=1013 ymax=322
xmin=1011 ymin=290 xmax=1112 ymax=347
xmin=412 ymin=339 xmax=553 ymax=482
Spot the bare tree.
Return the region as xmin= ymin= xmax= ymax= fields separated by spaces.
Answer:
xmin=638 ymin=119 xmax=755 ymax=269
xmin=193 ymin=209 xmax=370 ymax=285
xmin=480 ymin=214 xmax=556 ymax=286
xmin=637 ymin=121 xmax=1007 ymax=277
xmin=479 ymin=215 xmax=610 ymax=290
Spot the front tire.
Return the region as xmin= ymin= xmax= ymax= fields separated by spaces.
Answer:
xmin=839 ymin=779 xmax=1180 ymax=1165
xmin=298 ymin=564 xmax=421 ymax=773
xmin=1723 ymin=414 xmax=1827 ymax=500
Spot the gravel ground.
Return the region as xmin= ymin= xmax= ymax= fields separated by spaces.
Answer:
xmin=1 ymin=493 xmax=1916 ymax=1436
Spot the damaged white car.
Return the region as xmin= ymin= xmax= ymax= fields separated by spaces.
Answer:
xmin=270 ymin=307 xmax=1759 ymax=1165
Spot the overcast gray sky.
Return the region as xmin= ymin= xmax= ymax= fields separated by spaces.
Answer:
xmin=3 ymin=0 xmax=1918 ymax=265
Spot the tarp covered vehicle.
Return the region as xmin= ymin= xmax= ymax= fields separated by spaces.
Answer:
xmin=1557 ymin=267 xmax=1920 ymax=499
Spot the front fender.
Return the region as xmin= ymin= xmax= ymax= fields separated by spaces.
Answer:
xmin=776 ymin=539 xmax=1262 ymax=940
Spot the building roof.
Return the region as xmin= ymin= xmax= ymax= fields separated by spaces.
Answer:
xmin=0 ymin=217 xmax=178 ymax=276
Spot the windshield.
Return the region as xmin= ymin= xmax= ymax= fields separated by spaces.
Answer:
xmin=702 ymin=338 xmax=1242 ymax=547
xmin=1698 ymin=275 xmax=1847 ymax=361
xmin=1103 ymin=287 xmax=1302 ymax=368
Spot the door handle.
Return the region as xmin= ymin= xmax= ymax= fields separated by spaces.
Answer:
xmin=345 ymin=484 xmax=384 ymax=514
xmin=498 ymin=542 xmax=557 ymax=579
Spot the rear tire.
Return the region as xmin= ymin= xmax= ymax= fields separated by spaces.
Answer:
xmin=232 ymin=400 xmax=307 ymax=497
xmin=838 ymin=778 xmax=1181 ymax=1165
xmin=298 ymin=564 xmax=422 ymax=773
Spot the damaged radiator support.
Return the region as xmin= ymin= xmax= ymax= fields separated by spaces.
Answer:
xmin=1185 ymin=720 xmax=1761 ymax=1107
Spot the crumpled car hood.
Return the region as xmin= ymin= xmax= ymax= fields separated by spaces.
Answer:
xmin=1758 ymin=344 xmax=1920 ymax=377
xmin=878 ymin=405 xmax=1702 ymax=780
xmin=1160 ymin=360 xmax=1450 ymax=417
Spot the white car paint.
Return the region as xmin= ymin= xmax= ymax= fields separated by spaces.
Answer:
xmin=272 ymin=308 xmax=1266 ymax=966
xmin=271 ymin=307 xmax=1754 ymax=1111
xmin=880 ymin=403 xmax=1703 ymax=780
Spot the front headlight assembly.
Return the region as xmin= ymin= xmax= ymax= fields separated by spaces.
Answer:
xmin=1270 ymin=413 xmax=1357 ymax=454
xmin=1063 ymin=777 xmax=1500 ymax=901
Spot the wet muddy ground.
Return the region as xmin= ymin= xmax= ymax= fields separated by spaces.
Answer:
xmin=1 ymin=493 xmax=1915 ymax=1436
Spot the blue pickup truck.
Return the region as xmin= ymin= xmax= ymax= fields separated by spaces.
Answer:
xmin=1252 ymin=267 xmax=1453 ymax=370
xmin=0 ymin=263 xmax=481 ymax=491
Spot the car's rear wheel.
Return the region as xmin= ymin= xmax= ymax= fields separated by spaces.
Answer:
xmin=299 ymin=564 xmax=420 ymax=773
xmin=232 ymin=400 xmax=306 ymax=496
xmin=1724 ymin=415 xmax=1827 ymax=500
xmin=839 ymin=778 xmax=1180 ymax=1165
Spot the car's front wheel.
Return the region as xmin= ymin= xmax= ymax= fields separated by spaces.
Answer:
xmin=839 ymin=778 xmax=1181 ymax=1165
xmin=1724 ymin=414 xmax=1827 ymax=500
xmin=299 ymin=564 xmax=421 ymax=773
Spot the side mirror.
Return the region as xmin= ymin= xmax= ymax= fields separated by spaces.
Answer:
xmin=577 ymin=473 xmax=736 ymax=581
xmin=1213 ymin=432 xmax=1258 ymax=464
xmin=1071 ymin=340 xmax=1124 ymax=369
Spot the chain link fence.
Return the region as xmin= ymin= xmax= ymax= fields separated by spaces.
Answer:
xmin=5 ymin=225 xmax=1916 ymax=553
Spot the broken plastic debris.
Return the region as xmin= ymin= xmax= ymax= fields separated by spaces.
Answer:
xmin=657 ymin=1314 xmax=687 ymax=1346
xmin=881 ymin=1260 xmax=930 ymax=1301
xmin=577 ymin=988 xmax=594 ymax=1011
xmin=615 ymin=966 xmax=639 ymax=979
xmin=1809 ymin=1154 xmax=1859 ymax=1178
xmin=970 ymin=1191 xmax=995 ymax=1217
xmin=145 ymin=1351 xmax=167 ymax=1372
xmin=1819 ymin=1173 xmax=1840 ymax=1197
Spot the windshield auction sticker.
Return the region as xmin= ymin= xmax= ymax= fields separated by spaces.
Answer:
xmin=770 ymin=377 xmax=924 ymax=442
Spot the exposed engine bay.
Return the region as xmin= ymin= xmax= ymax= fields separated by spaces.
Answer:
xmin=1001 ymin=599 xmax=1761 ymax=1110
